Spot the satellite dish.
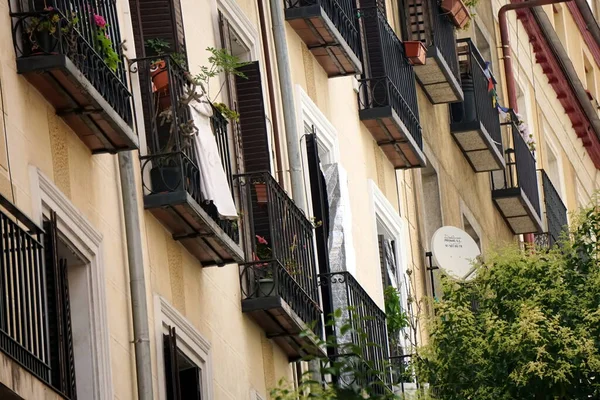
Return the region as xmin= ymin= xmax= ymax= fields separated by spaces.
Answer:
xmin=431 ymin=226 xmax=481 ymax=281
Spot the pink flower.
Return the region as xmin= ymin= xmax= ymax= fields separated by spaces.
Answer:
xmin=44 ymin=6 xmax=54 ymax=11
xmin=256 ymin=235 xmax=268 ymax=245
xmin=93 ymin=14 xmax=106 ymax=28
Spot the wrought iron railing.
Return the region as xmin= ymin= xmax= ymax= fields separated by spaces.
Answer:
xmin=431 ymin=2 xmax=460 ymax=79
xmin=319 ymin=271 xmax=392 ymax=393
xmin=357 ymin=7 xmax=422 ymax=149
xmin=0 ymin=199 xmax=50 ymax=385
xmin=285 ymin=0 xmax=361 ymax=60
xmin=451 ymin=39 xmax=502 ymax=153
xmin=236 ymin=171 xmax=320 ymax=305
xmin=541 ymin=170 xmax=568 ymax=246
xmin=133 ymin=56 xmax=239 ymax=243
xmin=491 ymin=116 xmax=541 ymax=218
xmin=9 ymin=0 xmax=132 ymax=126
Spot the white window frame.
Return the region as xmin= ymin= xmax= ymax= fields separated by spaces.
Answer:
xmin=295 ymin=85 xmax=356 ymax=275
xmin=154 ymin=295 xmax=213 ymax=400
xmin=369 ymin=180 xmax=416 ymax=390
xmin=29 ymin=167 xmax=113 ymax=400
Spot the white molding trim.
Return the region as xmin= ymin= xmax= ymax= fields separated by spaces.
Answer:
xmin=28 ymin=167 xmax=113 ymax=400
xmin=154 ymin=295 xmax=213 ymax=400
xmin=213 ymin=0 xmax=260 ymax=60
xmin=296 ymin=85 xmax=340 ymax=164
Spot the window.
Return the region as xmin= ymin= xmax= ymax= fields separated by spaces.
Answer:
xmin=475 ymin=24 xmax=492 ymax=69
xmin=155 ymin=296 xmax=212 ymax=400
xmin=553 ymin=5 xmax=568 ymax=51
xmin=544 ymin=141 xmax=563 ymax=198
xmin=421 ymin=161 xmax=443 ymax=248
xmin=163 ymin=327 xmax=203 ymax=400
xmin=29 ymin=168 xmax=113 ymax=400
xmin=462 ymin=214 xmax=481 ymax=250
xmin=584 ymin=54 xmax=597 ymax=101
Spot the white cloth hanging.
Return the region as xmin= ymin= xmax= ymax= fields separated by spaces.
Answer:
xmin=189 ymin=97 xmax=238 ymax=219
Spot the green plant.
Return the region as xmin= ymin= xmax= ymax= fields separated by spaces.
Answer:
xmin=270 ymin=308 xmax=401 ymax=399
xmin=384 ymin=286 xmax=409 ymax=336
xmin=25 ymin=7 xmax=78 ymax=51
xmin=93 ymin=14 xmax=120 ymax=72
xmin=145 ymin=38 xmax=170 ymax=56
xmin=213 ymin=102 xmax=240 ymax=121
xmin=414 ymin=198 xmax=600 ymax=399
xmin=192 ymin=47 xmax=251 ymax=120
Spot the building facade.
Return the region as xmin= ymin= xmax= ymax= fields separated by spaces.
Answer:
xmin=0 ymin=0 xmax=598 ymax=398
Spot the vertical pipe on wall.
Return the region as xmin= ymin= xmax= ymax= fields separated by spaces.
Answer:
xmin=257 ymin=0 xmax=285 ymax=185
xmin=268 ymin=0 xmax=307 ymax=210
xmin=118 ymin=152 xmax=154 ymax=400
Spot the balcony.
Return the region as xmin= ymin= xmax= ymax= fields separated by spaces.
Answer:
xmin=358 ymin=8 xmax=425 ymax=169
xmin=319 ymin=271 xmax=392 ymax=395
xmin=401 ymin=0 xmax=463 ymax=103
xmin=134 ymin=57 xmax=244 ymax=267
xmin=491 ymin=117 xmax=542 ymax=234
xmin=285 ymin=0 xmax=362 ymax=77
xmin=9 ymin=0 xmax=136 ymax=154
xmin=236 ymin=172 xmax=323 ymax=360
xmin=536 ymin=170 xmax=568 ymax=247
xmin=450 ymin=39 xmax=504 ymax=172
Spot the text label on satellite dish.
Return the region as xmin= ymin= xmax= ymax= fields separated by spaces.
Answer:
xmin=431 ymin=226 xmax=481 ymax=281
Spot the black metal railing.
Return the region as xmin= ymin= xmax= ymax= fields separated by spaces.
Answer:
xmin=133 ymin=56 xmax=239 ymax=242
xmin=358 ymin=7 xmax=422 ymax=148
xmin=240 ymin=260 xmax=321 ymax=333
xmin=319 ymin=271 xmax=392 ymax=392
xmin=236 ymin=171 xmax=320 ymax=304
xmin=0 ymin=200 xmax=50 ymax=384
xmin=492 ymin=117 xmax=541 ymax=217
xmin=431 ymin=2 xmax=459 ymax=79
xmin=285 ymin=0 xmax=361 ymax=60
xmin=10 ymin=0 xmax=132 ymax=126
xmin=541 ymin=170 xmax=568 ymax=246
xmin=450 ymin=39 xmax=502 ymax=153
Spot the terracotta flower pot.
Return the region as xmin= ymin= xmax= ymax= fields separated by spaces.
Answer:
xmin=254 ymin=183 xmax=268 ymax=205
xmin=441 ymin=0 xmax=471 ymax=29
xmin=150 ymin=60 xmax=171 ymax=109
xmin=404 ymin=41 xmax=427 ymax=65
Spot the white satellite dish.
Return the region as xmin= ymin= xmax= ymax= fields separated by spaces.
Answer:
xmin=431 ymin=226 xmax=481 ymax=281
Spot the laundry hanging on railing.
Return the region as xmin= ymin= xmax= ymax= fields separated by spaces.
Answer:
xmin=483 ymin=62 xmax=535 ymax=151
xmin=189 ymin=97 xmax=238 ymax=219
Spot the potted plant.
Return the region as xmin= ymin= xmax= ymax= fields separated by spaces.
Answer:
xmin=145 ymin=39 xmax=171 ymax=106
xmin=92 ymin=13 xmax=120 ymax=72
xmin=441 ymin=0 xmax=471 ymax=29
xmin=404 ymin=41 xmax=427 ymax=65
xmin=254 ymin=235 xmax=274 ymax=296
xmin=24 ymin=7 xmax=78 ymax=55
xmin=149 ymin=47 xmax=249 ymax=194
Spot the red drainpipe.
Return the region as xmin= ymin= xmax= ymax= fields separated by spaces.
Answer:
xmin=498 ymin=0 xmax=572 ymax=244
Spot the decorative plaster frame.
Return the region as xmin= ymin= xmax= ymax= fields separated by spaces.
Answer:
xmin=28 ymin=167 xmax=113 ymax=400
xmin=154 ymin=295 xmax=213 ymax=400
xmin=296 ymin=84 xmax=340 ymax=164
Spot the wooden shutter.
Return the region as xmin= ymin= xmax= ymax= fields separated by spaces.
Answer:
xmin=44 ymin=212 xmax=77 ymax=399
xmin=163 ymin=326 xmax=181 ymax=400
xmin=132 ymin=0 xmax=187 ymax=55
xmin=236 ymin=62 xmax=271 ymax=173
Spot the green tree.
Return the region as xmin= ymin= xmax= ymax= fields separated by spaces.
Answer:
xmin=415 ymin=200 xmax=600 ymax=399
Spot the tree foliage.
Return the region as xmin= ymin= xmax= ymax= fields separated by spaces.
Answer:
xmin=415 ymin=200 xmax=600 ymax=399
